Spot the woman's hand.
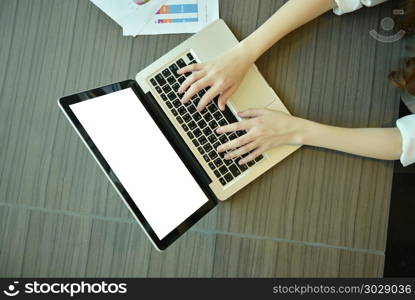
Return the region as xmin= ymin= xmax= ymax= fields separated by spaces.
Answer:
xmin=216 ymin=109 xmax=307 ymax=164
xmin=177 ymin=44 xmax=253 ymax=112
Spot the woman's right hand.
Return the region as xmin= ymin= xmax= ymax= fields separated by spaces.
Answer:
xmin=177 ymin=44 xmax=253 ymax=112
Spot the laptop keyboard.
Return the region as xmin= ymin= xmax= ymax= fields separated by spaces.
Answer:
xmin=149 ymin=52 xmax=263 ymax=186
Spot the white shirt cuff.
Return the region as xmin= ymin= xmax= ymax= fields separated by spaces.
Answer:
xmin=333 ymin=0 xmax=388 ymax=15
xmin=396 ymin=115 xmax=415 ymax=167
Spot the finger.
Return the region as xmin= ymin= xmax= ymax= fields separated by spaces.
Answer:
xmin=179 ymin=71 xmax=205 ymax=95
xmin=177 ymin=63 xmax=203 ymax=75
xmin=217 ymin=134 xmax=254 ymax=153
xmin=238 ymin=109 xmax=267 ymax=119
xmin=224 ymin=141 xmax=258 ymax=160
xmin=239 ymin=147 xmax=264 ymax=165
xmin=216 ymin=120 xmax=251 ymax=134
xmin=182 ymin=78 xmax=210 ymax=104
xmin=197 ymin=85 xmax=221 ymax=112
xmin=217 ymin=87 xmax=235 ymax=111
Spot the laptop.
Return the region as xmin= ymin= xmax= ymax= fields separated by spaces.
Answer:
xmin=58 ymin=19 xmax=300 ymax=251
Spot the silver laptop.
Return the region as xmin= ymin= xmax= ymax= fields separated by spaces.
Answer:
xmin=59 ymin=19 xmax=300 ymax=250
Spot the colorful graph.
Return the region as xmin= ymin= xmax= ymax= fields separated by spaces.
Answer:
xmin=156 ymin=1 xmax=199 ymax=24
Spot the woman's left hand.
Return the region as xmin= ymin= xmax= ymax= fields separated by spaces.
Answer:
xmin=216 ymin=109 xmax=306 ymax=164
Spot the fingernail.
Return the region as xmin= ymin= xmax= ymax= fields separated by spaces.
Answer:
xmin=216 ymin=128 xmax=222 ymax=133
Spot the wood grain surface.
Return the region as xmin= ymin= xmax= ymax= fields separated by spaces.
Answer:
xmin=0 ymin=0 xmax=403 ymax=277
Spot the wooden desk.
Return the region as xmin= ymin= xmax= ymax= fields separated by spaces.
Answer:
xmin=0 ymin=0 xmax=402 ymax=277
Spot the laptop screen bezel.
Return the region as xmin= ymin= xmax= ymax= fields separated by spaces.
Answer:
xmin=58 ymin=80 xmax=218 ymax=251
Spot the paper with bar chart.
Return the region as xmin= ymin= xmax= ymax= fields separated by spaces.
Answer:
xmin=139 ymin=0 xmax=219 ymax=35
xmin=90 ymin=0 xmax=168 ymax=36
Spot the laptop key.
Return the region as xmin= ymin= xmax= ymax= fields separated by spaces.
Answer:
xmin=209 ymin=162 xmax=215 ymax=170
xmin=225 ymin=159 xmax=233 ymax=166
xmin=214 ymin=158 xmax=223 ymax=167
xmin=193 ymin=97 xmax=200 ymax=106
xmin=172 ymin=83 xmax=180 ymax=92
xmin=198 ymin=147 xmax=205 ymax=155
xmin=229 ymin=133 xmax=238 ymax=141
xmin=239 ymin=164 xmax=248 ymax=172
xmin=198 ymin=136 xmax=207 ymax=145
xmin=219 ymin=165 xmax=228 ymax=175
xmin=182 ymin=124 xmax=189 ymax=132
xmin=192 ymin=139 xmax=199 ymax=147
xmin=208 ymin=134 xmax=217 ymax=144
xmin=213 ymin=142 xmax=221 ymax=150
xmin=167 ymin=76 xmax=176 ymax=85
xmin=198 ymin=120 xmax=207 ymax=129
xmin=183 ymin=114 xmax=192 ymax=123
xmin=208 ymin=151 xmax=218 ymax=160
xmin=176 ymin=116 xmax=183 ymax=124
xmin=187 ymin=132 xmax=194 ymax=139
xmin=155 ymin=74 xmax=166 ymax=86
xmin=203 ymin=143 xmax=213 ymax=153
xmin=168 ymin=92 xmax=176 ymax=100
xmin=213 ymin=111 xmax=222 ymax=120
xmin=169 ymin=64 xmax=180 ymax=78
xmin=188 ymin=121 xmax=197 ymax=130
xmin=204 ymin=113 xmax=213 ymax=122
xmin=203 ymin=127 xmax=212 ymax=136
xmin=150 ymin=78 xmax=157 ymax=86
xmin=229 ymin=164 xmax=241 ymax=177
xmin=198 ymin=89 xmax=206 ymax=98
xmin=156 ymin=86 xmax=162 ymax=94
xmin=192 ymin=112 xmax=202 ymax=121
xmin=178 ymin=107 xmax=186 ymax=115
xmin=193 ymin=128 xmax=202 ymax=137
xmin=173 ymin=100 xmax=181 ymax=108
xmin=177 ymin=59 xmax=186 ymax=68
xmin=214 ymin=170 xmax=221 ymax=178
xmin=187 ymin=105 xmax=196 ymax=114
xmin=208 ymin=104 xmax=217 ymax=113
xmin=162 ymin=85 xmax=172 ymax=94
xmin=161 ymin=93 xmax=168 ymax=101
xmin=178 ymin=76 xmax=186 ymax=84
xmin=221 ymin=103 xmax=238 ymax=124
xmin=255 ymin=155 xmax=264 ymax=162
xmin=203 ymin=155 xmax=210 ymax=162
xmin=219 ymin=135 xmax=228 ymax=143
xmin=247 ymin=161 xmax=255 ymax=167
xmin=224 ymin=173 xmax=234 ymax=183
xmin=171 ymin=108 xmax=178 ymax=116
xmin=209 ymin=120 xmax=218 ymax=130
xmin=187 ymin=53 xmax=194 ymax=60
xmin=218 ymin=119 xmax=227 ymax=126
xmin=219 ymin=178 xmax=227 ymax=186
xmin=166 ymin=102 xmax=173 ymax=109
xmin=162 ymin=68 xmax=171 ymax=78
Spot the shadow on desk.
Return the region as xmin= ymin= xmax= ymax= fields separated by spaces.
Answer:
xmin=384 ymin=101 xmax=415 ymax=277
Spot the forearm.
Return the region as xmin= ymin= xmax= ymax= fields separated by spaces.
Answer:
xmin=237 ymin=0 xmax=336 ymax=63
xmin=300 ymin=120 xmax=402 ymax=160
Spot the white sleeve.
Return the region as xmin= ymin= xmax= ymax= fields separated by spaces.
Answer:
xmin=333 ymin=0 xmax=389 ymax=15
xmin=396 ymin=115 xmax=415 ymax=167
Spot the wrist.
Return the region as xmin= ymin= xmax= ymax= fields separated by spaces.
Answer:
xmin=236 ymin=39 xmax=261 ymax=64
xmin=294 ymin=118 xmax=324 ymax=146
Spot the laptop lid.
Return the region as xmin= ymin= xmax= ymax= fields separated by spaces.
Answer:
xmin=58 ymin=80 xmax=218 ymax=251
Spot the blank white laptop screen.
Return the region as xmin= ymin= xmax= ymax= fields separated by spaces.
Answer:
xmin=70 ymin=88 xmax=208 ymax=239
